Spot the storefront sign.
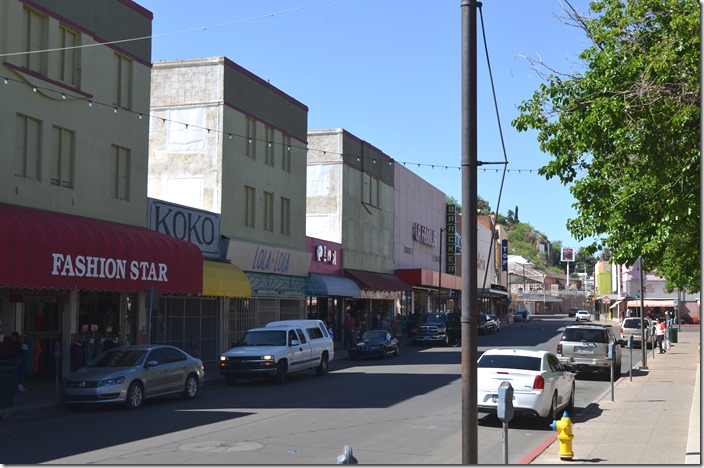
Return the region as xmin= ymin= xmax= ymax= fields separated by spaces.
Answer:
xmin=412 ymin=223 xmax=437 ymax=247
xmin=51 ymin=253 xmax=168 ymax=282
xmin=316 ymin=245 xmax=337 ymax=264
xmin=148 ymin=198 xmax=221 ymax=257
xmin=501 ymin=239 xmax=508 ymax=271
xmin=10 ymin=288 xmax=70 ymax=303
xmin=227 ymin=239 xmax=311 ymax=276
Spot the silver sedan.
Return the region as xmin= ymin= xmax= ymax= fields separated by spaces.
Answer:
xmin=62 ymin=344 xmax=204 ymax=409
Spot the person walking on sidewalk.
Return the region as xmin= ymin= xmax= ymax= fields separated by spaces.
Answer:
xmin=343 ymin=313 xmax=356 ymax=349
xmin=655 ymin=317 xmax=666 ymax=354
xmin=9 ymin=331 xmax=26 ymax=392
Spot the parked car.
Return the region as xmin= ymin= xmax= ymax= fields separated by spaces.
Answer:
xmin=620 ymin=317 xmax=653 ymax=348
xmin=348 ymin=330 xmax=400 ymax=360
xmin=488 ymin=314 xmax=501 ymax=332
xmin=556 ymin=324 xmax=626 ymax=380
xmin=515 ymin=310 xmax=531 ymax=322
xmin=569 ymin=307 xmax=579 ymax=317
xmin=477 ymin=348 xmax=575 ymax=422
xmin=412 ymin=312 xmax=460 ymax=346
xmin=575 ymin=310 xmax=591 ymax=322
xmin=62 ymin=345 xmax=204 ymax=409
xmin=220 ymin=319 xmax=334 ymax=385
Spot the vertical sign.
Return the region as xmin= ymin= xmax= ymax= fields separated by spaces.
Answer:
xmin=501 ymin=239 xmax=508 ymax=271
xmin=446 ymin=204 xmax=456 ymax=274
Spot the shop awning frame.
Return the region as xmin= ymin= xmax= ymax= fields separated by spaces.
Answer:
xmin=0 ymin=202 xmax=203 ymax=294
xmin=626 ymin=299 xmax=676 ymax=308
xmin=305 ymin=274 xmax=361 ymax=297
xmin=202 ymin=261 xmax=252 ymax=298
xmin=344 ymin=269 xmax=412 ymax=292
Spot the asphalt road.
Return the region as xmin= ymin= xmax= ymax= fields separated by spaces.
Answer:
xmin=0 ymin=317 xmax=625 ymax=464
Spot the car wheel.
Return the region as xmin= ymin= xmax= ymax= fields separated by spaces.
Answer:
xmin=316 ymin=354 xmax=329 ymax=375
xmin=545 ymin=392 xmax=558 ymax=423
xmin=566 ymin=383 xmax=576 ymax=417
xmin=394 ymin=344 xmax=400 ymax=357
xmin=182 ymin=374 xmax=199 ymax=399
xmin=274 ymin=360 xmax=287 ymax=384
xmin=124 ymin=382 xmax=144 ymax=409
xmin=224 ymin=374 xmax=237 ymax=386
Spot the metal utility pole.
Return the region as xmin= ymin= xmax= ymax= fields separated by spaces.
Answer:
xmin=461 ymin=0 xmax=479 ymax=463
xmin=639 ymin=257 xmax=648 ymax=369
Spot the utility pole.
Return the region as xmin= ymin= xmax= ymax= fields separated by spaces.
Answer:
xmin=461 ymin=0 xmax=479 ymax=464
xmin=639 ymin=257 xmax=648 ymax=369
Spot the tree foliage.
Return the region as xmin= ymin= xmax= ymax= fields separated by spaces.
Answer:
xmin=512 ymin=0 xmax=700 ymax=292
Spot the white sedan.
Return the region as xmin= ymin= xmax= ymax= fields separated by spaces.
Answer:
xmin=477 ymin=348 xmax=575 ymax=422
xmin=575 ymin=310 xmax=591 ymax=321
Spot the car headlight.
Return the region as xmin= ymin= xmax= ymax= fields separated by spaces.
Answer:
xmin=261 ymin=355 xmax=274 ymax=360
xmin=99 ymin=376 xmax=125 ymax=386
xmin=220 ymin=355 xmax=227 ymax=361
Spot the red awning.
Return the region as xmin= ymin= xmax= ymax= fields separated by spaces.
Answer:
xmin=345 ymin=269 xmax=412 ymax=292
xmin=0 ymin=203 xmax=203 ymax=294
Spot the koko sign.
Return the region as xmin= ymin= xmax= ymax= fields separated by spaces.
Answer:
xmin=148 ymin=198 xmax=221 ymax=257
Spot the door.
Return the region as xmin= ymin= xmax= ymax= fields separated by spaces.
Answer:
xmin=287 ymin=329 xmax=312 ymax=372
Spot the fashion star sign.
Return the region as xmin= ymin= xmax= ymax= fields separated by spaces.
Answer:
xmin=51 ymin=253 xmax=168 ymax=282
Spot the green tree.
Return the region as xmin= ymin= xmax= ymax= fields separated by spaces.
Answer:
xmin=512 ymin=0 xmax=700 ymax=293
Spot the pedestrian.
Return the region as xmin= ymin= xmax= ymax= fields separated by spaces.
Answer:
xmin=654 ymin=317 xmax=666 ymax=354
xmin=343 ymin=313 xmax=355 ymax=348
xmin=9 ymin=331 xmax=26 ymax=392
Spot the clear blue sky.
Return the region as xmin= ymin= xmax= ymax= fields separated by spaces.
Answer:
xmin=138 ymin=0 xmax=596 ymax=250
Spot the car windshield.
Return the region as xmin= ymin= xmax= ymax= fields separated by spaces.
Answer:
xmin=623 ymin=318 xmax=644 ymax=328
xmin=363 ymin=331 xmax=387 ymax=341
xmin=478 ymin=354 xmax=541 ymax=371
xmin=88 ymin=349 xmax=147 ymax=368
xmin=240 ymin=330 xmax=287 ymax=346
xmin=562 ymin=328 xmax=607 ymax=343
xmin=419 ymin=313 xmax=447 ymax=324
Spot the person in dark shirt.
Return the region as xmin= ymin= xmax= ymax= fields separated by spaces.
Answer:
xmin=9 ymin=332 xmax=26 ymax=392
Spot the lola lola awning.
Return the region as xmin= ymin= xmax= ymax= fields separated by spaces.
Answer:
xmin=0 ymin=202 xmax=203 ymax=294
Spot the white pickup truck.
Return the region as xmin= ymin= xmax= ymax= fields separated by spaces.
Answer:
xmin=219 ymin=319 xmax=334 ymax=385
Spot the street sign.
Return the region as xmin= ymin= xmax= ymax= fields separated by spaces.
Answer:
xmin=603 ymin=296 xmax=611 ymax=305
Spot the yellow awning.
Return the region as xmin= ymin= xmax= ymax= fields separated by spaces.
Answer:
xmin=202 ymin=261 xmax=251 ymax=298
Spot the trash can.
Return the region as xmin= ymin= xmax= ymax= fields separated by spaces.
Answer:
xmin=0 ymin=366 xmax=16 ymax=408
xmin=668 ymin=327 xmax=678 ymax=344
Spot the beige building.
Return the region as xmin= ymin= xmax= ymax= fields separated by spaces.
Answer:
xmin=0 ymin=1 xmax=204 ymax=380
xmin=148 ymin=57 xmax=311 ymax=348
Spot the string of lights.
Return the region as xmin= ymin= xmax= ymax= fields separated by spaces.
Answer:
xmin=0 ymin=0 xmax=337 ymax=59
xmin=2 ymin=74 xmax=550 ymax=174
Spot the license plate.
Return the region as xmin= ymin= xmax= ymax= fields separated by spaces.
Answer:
xmin=574 ymin=346 xmax=594 ymax=354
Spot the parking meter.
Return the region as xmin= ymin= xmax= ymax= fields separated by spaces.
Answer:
xmin=497 ymin=381 xmax=514 ymax=422
xmin=627 ymin=335 xmax=634 ymax=349
xmin=336 ymin=445 xmax=357 ymax=464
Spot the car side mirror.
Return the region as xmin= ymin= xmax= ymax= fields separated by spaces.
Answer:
xmin=290 ymin=339 xmax=300 ymax=347
xmin=145 ymin=360 xmax=159 ymax=368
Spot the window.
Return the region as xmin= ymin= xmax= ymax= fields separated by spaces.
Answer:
xmin=15 ymin=114 xmax=42 ymax=180
xmin=263 ymin=191 xmax=274 ymax=232
xmin=22 ymin=7 xmax=48 ymax=75
xmin=361 ymin=173 xmax=380 ymax=207
xmin=59 ymin=24 xmax=80 ymax=86
xmin=244 ymin=185 xmax=255 ymax=228
xmin=51 ymin=126 xmax=75 ymax=188
xmin=306 ymin=326 xmax=324 ymax=340
xmin=246 ymin=117 xmax=256 ymax=159
xmin=111 ymin=145 xmax=130 ymax=200
xmin=265 ymin=126 xmax=274 ymax=166
xmin=295 ymin=329 xmax=307 ymax=344
xmin=281 ymin=135 xmax=291 ymax=173
xmin=113 ymin=53 xmax=132 ymax=110
xmin=477 ymin=354 xmax=541 ymax=371
xmin=280 ymin=197 xmax=290 ymax=236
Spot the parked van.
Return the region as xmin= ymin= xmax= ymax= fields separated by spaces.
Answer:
xmin=219 ymin=319 xmax=334 ymax=385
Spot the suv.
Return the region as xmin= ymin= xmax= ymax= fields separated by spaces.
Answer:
xmin=620 ymin=317 xmax=653 ymax=348
xmin=575 ymin=310 xmax=591 ymax=322
xmin=412 ymin=312 xmax=460 ymax=346
xmin=219 ymin=319 xmax=334 ymax=385
xmin=556 ymin=324 xmax=625 ymax=380
xmin=478 ymin=313 xmax=497 ymax=335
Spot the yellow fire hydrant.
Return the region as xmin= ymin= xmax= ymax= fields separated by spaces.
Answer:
xmin=549 ymin=410 xmax=574 ymax=460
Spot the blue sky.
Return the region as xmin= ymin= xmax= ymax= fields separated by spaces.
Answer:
xmin=138 ymin=0 xmax=596 ymax=249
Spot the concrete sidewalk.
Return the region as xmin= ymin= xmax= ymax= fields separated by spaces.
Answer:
xmin=527 ymin=325 xmax=701 ymax=465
